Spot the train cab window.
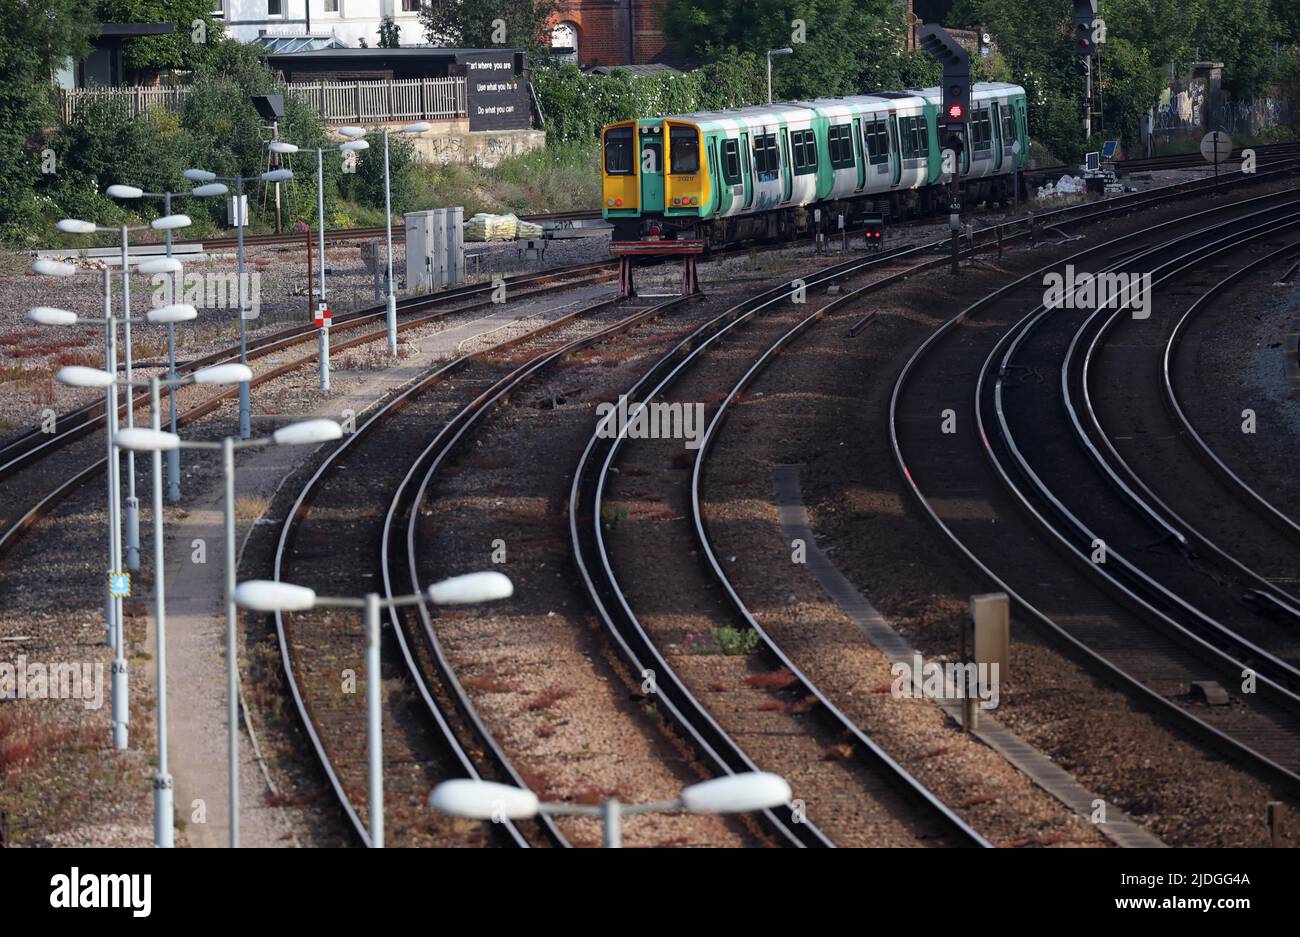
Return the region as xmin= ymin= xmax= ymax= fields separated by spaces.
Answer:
xmin=604 ymin=126 xmax=634 ymax=175
xmin=791 ymin=129 xmax=817 ymax=174
xmin=971 ymin=109 xmax=994 ymax=152
xmin=753 ymin=133 xmax=779 ymax=178
xmin=828 ymin=124 xmax=855 ymax=169
xmin=900 ymin=116 xmax=928 ymax=159
xmin=669 ymin=126 xmax=700 ymax=173
xmin=721 ymin=138 xmax=742 ymax=184
xmin=863 ymin=118 xmax=890 ymax=165
xmin=1001 ymin=107 xmax=1018 ymax=148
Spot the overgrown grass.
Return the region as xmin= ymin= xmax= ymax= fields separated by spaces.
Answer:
xmin=407 ymin=139 xmax=600 ymax=218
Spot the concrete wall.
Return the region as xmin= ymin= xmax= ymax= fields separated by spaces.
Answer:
xmin=346 ymin=120 xmax=546 ymax=167
xmin=1153 ymin=67 xmax=1300 ymax=144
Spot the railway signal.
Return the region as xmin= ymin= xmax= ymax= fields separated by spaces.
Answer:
xmin=1075 ymin=0 xmax=1100 ymax=138
xmin=920 ymin=25 xmax=970 ymax=130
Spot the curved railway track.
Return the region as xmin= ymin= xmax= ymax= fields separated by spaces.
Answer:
xmin=891 ymin=186 xmax=1300 ymax=792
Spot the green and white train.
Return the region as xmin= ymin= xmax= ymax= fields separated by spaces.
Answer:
xmin=601 ymin=82 xmax=1029 ymax=244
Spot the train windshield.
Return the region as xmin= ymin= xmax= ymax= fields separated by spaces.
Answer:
xmin=669 ymin=126 xmax=700 ymax=173
xmin=604 ymin=126 xmax=634 ymax=174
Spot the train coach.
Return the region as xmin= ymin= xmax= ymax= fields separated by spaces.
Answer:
xmin=602 ymin=82 xmax=1029 ymax=245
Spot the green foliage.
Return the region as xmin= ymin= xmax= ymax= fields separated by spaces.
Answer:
xmin=338 ymin=134 xmax=418 ymax=218
xmin=419 ymin=0 xmax=556 ymax=49
xmin=377 ymin=15 xmax=401 ymax=49
xmin=95 ymin=0 xmax=225 ymax=73
xmin=663 ymin=0 xmax=914 ymax=99
xmin=0 ymin=0 xmax=96 ymax=241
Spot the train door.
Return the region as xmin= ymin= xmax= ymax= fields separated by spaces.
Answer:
xmin=740 ymin=131 xmax=754 ymax=208
xmin=779 ymin=128 xmax=793 ymax=203
xmin=639 ymin=127 xmax=664 ymax=211
xmin=852 ymin=117 xmax=866 ymax=192
xmin=888 ymin=113 xmax=902 ymax=186
xmin=991 ymin=102 xmax=1004 ymax=171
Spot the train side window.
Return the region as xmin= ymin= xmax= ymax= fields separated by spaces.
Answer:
xmin=863 ymin=118 xmax=890 ymax=165
xmin=901 ymin=116 xmax=927 ymax=159
xmin=604 ymin=126 xmax=633 ymax=175
xmin=791 ymin=129 xmax=817 ymax=175
xmin=669 ymin=126 xmax=700 ymax=174
xmin=721 ymin=138 xmax=742 ymax=184
xmin=1001 ymin=107 xmax=1018 ymax=147
xmin=828 ymin=124 xmax=855 ymax=169
xmin=971 ymin=109 xmax=994 ymax=152
xmin=753 ymin=133 xmax=779 ymax=178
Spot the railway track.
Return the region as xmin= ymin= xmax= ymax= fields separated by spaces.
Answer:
xmin=566 ymin=241 xmax=993 ymax=845
xmin=891 ymin=185 xmax=1300 ymax=792
xmin=1024 ymin=140 xmax=1300 ymax=178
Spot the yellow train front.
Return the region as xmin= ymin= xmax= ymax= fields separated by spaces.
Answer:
xmin=601 ymin=118 xmax=711 ymax=242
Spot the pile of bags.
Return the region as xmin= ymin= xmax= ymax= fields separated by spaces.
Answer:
xmin=1035 ymin=174 xmax=1086 ymax=201
xmin=465 ymin=212 xmax=542 ymax=241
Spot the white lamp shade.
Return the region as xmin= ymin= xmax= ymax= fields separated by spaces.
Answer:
xmin=184 ymin=169 xmax=217 ymax=182
xmin=151 ymin=214 xmax=192 ymax=231
xmin=234 ymin=580 xmax=316 ymax=612
xmin=28 ymin=307 xmax=78 ymax=325
xmin=190 ymin=182 xmax=228 ymax=197
xmin=147 ymin=304 xmax=198 ymax=324
xmin=401 ymin=122 xmax=432 ymax=134
xmin=136 ymin=257 xmax=183 ymax=274
xmin=272 ymin=419 xmax=343 ymax=446
xmin=32 ymin=259 xmax=77 ymax=277
xmin=56 ymin=219 xmax=97 ymax=234
xmin=56 ymin=365 xmax=115 ymax=387
xmin=427 ymin=571 xmax=513 ymax=605
xmin=680 ymin=772 xmax=792 ymax=814
xmin=106 ymin=185 xmax=144 ymax=199
xmin=261 ymin=168 xmax=293 ymax=183
xmin=338 ymin=126 xmax=366 ymax=138
xmin=114 ymin=427 xmax=181 ymax=451
xmin=339 ymin=140 xmax=370 ymax=152
xmin=428 ymin=780 xmax=539 ymax=820
xmin=193 ymin=363 xmax=253 ymax=385
xmin=269 ymin=141 xmax=300 ymax=154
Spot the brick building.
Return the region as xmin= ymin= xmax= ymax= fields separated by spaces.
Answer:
xmin=548 ymin=0 xmax=671 ymax=68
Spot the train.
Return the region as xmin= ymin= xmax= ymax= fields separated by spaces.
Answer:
xmin=601 ymin=82 xmax=1030 ymax=245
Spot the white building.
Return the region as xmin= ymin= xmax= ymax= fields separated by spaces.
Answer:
xmin=216 ymin=0 xmax=426 ymax=49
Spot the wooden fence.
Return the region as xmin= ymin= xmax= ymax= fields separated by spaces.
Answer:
xmin=56 ymin=77 xmax=468 ymax=125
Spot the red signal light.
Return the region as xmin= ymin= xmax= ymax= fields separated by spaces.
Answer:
xmin=947 ymin=104 xmax=965 ymax=121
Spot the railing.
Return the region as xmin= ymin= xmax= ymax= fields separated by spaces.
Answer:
xmin=56 ymin=77 xmax=469 ymax=125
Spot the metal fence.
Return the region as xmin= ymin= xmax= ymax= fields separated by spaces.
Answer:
xmin=56 ymin=77 xmax=468 ymax=125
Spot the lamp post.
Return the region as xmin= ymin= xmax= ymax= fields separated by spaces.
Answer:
xmin=161 ymin=415 xmax=342 ymax=848
xmin=182 ymin=167 xmax=295 ymax=439
xmin=767 ymin=48 xmax=793 ymax=105
xmin=40 ymin=307 xmax=198 ymax=750
xmin=100 ymin=363 xmax=250 ymax=848
xmin=105 ymin=183 xmax=229 ymax=502
xmin=267 ymin=139 xmax=366 ymax=391
xmin=234 ymin=570 xmax=514 ymax=847
xmin=338 ymin=123 xmax=431 ymax=356
xmin=430 ymin=772 xmax=793 ymax=848
xmin=55 ymin=214 xmax=194 ymax=570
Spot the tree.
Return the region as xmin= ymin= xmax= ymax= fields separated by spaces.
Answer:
xmin=419 ymin=0 xmax=556 ymax=49
xmin=95 ymin=0 xmax=225 ymax=74
xmin=378 ymin=15 xmax=401 ymax=49
xmin=0 ymin=0 xmax=96 ymax=239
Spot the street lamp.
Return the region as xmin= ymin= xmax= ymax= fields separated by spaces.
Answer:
xmin=55 ymin=213 xmax=194 ymax=571
xmin=268 ymin=139 xmax=367 ymax=392
xmin=105 ymin=363 xmax=250 ymax=848
xmin=162 ymin=415 xmax=340 ymax=848
xmin=767 ymin=48 xmax=794 ymax=105
xmin=30 ymin=257 xmax=196 ymax=656
xmin=106 ymin=182 xmax=229 ymax=502
xmin=234 ymin=570 xmax=513 ymax=847
xmin=429 ymin=772 xmax=793 ymax=847
xmin=338 ymin=123 xmax=431 ymax=356
xmin=182 ymin=166 xmax=295 ymax=439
